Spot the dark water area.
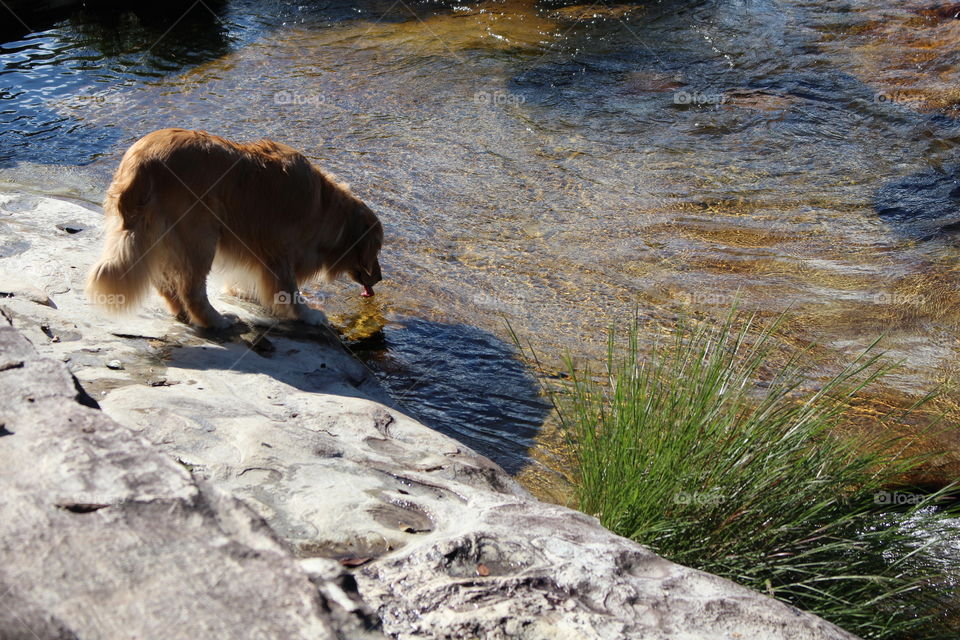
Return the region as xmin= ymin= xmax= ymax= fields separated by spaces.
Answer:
xmin=1 ymin=0 xmax=297 ymax=165
xmin=345 ymin=317 xmax=550 ymax=475
xmin=4 ymin=0 xmax=960 ymax=488
xmin=875 ymin=165 xmax=960 ymax=235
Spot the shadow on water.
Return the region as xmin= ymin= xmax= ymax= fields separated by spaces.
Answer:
xmin=161 ymin=314 xmax=550 ymax=476
xmin=0 ymin=0 xmax=506 ymax=167
xmin=0 ymin=1 xmax=225 ymax=42
xmin=346 ymin=317 xmax=551 ymax=476
xmin=0 ymin=0 xmax=235 ymax=165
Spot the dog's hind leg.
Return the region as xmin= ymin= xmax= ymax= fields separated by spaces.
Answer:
xmin=153 ymin=273 xmax=189 ymax=324
xmin=176 ymin=234 xmax=232 ymax=330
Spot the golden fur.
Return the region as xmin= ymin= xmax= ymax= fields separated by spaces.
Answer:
xmin=86 ymin=128 xmax=383 ymax=328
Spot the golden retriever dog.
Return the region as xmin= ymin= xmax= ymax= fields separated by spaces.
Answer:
xmin=86 ymin=128 xmax=383 ymax=328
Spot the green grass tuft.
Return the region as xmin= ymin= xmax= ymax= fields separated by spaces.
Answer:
xmin=530 ymin=309 xmax=960 ymax=639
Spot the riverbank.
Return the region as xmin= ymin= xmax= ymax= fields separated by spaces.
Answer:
xmin=0 ymin=189 xmax=863 ymax=638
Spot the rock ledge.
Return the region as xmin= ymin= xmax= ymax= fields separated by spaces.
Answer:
xmin=0 ymin=191 xmax=860 ymax=639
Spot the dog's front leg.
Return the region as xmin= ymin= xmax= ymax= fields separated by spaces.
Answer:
xmin=260 ymin=265 xmax=327 ymax=326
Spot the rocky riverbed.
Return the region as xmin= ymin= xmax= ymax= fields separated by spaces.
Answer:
xmin=0 ymin=189 xmax=860 ymax=639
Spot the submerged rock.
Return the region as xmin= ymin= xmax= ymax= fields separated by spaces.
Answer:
xmin=0 ymin=190 xmax=860 ymax=639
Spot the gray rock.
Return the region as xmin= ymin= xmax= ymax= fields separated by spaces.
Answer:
xmin=0 ymin=316 xmax=384 ymax=640
xmin=0 ymin=191 xmax=862 ymax=640
xmin=0 ymin=267 xmax=55 ymax=307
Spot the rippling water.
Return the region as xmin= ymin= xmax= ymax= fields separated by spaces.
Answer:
xmin=3 ymin=0 xmax=960 ymax=488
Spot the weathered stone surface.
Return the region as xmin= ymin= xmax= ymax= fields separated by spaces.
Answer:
xmin=0 ymin=190 xmax=861 ymax=639
xmin=0 ymin=267 xmax=54 ymax=306
xmin=0 ymin=313 xmax=383 ymax=640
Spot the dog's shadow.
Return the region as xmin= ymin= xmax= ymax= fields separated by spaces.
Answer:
xmin=168 ymin=314 xmax=550 ymax=475
xmin=164 ymin=316 xmax=382 ymax=400
xmin=346 ymin=317 xmax=552 ymax=476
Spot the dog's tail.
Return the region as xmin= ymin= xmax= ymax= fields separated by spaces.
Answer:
xmin=86 ymin=165 xmax=163 ymax=313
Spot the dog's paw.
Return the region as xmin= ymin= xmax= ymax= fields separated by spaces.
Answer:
xmin=297 ymin=307 xmax=328 ymax=327
xmin=205 ymin=312 xmax=237 ymax=331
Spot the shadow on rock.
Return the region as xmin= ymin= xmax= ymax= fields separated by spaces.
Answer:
xmin=346 ymin=317 xmax=551 ymax=476
xmin=165 ymin=315 xmax=550 ymax=476
xmin=164 ymin=319 xmax=388 ymax=403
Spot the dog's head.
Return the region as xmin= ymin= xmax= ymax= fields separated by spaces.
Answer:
xmin=349 ymin=202 xmax=383 ymax=297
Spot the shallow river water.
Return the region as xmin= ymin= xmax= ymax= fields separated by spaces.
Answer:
xmin=3 ymin=0 xmax=960 ymax=491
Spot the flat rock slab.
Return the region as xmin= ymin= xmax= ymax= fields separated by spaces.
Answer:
xmin=0 ymin=316 xmax=383 ymax=640
xmin=0 ymin=190 xmax=861 ymax=639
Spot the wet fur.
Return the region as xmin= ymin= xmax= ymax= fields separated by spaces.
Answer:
xmin=86 ymin=128 xmax=383 ymax=328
